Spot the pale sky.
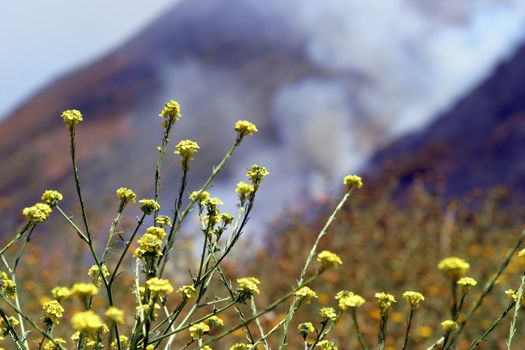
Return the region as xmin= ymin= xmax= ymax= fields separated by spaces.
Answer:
xmin=0 ymin=1 xmax=179 ymax=118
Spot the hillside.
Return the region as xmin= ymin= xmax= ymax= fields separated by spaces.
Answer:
xmin=368 ymin=43 xmax=525 ymax=201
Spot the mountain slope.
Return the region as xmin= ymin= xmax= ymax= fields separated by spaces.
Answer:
xmin=369 ymin=43 xmax=525 ymax=199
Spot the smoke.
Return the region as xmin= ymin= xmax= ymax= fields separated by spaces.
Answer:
xmin=264 ymin=0 xmax=525 ymax=135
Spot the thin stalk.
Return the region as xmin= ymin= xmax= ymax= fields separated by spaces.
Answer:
xmin=401 ymin=308 xmax=415 ymax=350
xmin=55 ymin=206 xmax=89 ymax=242
xmin=468 ymin=301 xmax=515 ymax=350
xmin=0 ymin=222 xmax=32 ymax=257
xmin=351 ymin=308 xmax=369 ymax=350
xmin=505 ymin=275 xmax=525 ymax=349
xmin=2 ymin=257 xmax=29 ymax=349
xmin=279 ymin=189 xmax=353 ymax=348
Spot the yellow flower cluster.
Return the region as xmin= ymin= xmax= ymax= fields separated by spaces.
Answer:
xmin=316 ymin=250 xmax=343 ymax=270
xmin=457 ymin=277 xmax=477 ymax=292
xmin=159 ymin=100 xmax=182 ymax=128
xmin=336 ymin=291 xmax=365 ymax=310
xmin=41 ymin=190 xmax=63 ymax=206
xmin=375 ymin=292 xmax=396 ymax=312
xmin=111 ymin=336 xmax=129 ymax=349
xmin=116 ymin=187 xmax=136 ymax=206
xmin=298 ymin=322 xmax=315 ymax=337
xmin=175 ymin=139 xmax=200 ymax=161
xmin=143 ymin=226 xmax=167 ymax=240
xmin=42 ymin=300 xmax=64 ymax=324
xmin=204 ymin=315 xmax=224 ymax=327
xmin=146 ymin=278 xmax=174 ymax=297
xmin=518 ymin=248 xmax=525 ymax=257
xmin=105 ymin=307 xmax=124 ymax=324
xmin=343 ymin=174 xmax=363 ymax=190
xmin=317 ymin=340 xmax=338 ymax=350
xmin=22 ymin=203 xmax=52 ymax=222
xmin=246 ymin=164 xmax=269 ymax=186
xmin=135 ymin=232 xmax=163 ymax=258
xmin=237 ymin=277 xmax=261 ymax=297
xmin=71 ymin=311 xmax=105 ymax=336
xmin=505 ymin=289 xmax=525 ymax=305
xmin=43 ymin=338 xmax=66 ymax=350
xmin=294 ymin=286 xmax=318 ymax=304
xmin=230 ymin=344 xmax=249 ymax=350
xmin=51 ymin=286 xmax=71 ymax=301
xmin=71 ymin=282 xmax=99 ymax=299
xmin=402 ymin=291 xmax=425 ymax=309
xmin=441 ymin=320 xmax=459 ymax=332
xmin=177 ymin=285 xmax=197 ymax=300
xmin=189 ymin=322 xmax=210 ymax=339
xmin=0 ymin=315 xmax=19 ymax=333
xmin=88 ymin=264 xmax=110 ymax=286
xmin=438 ymin=257 xmax=470 ymax=279
xmin=234 ymin=120 xmax=258 ymax=137
xmin=139 ymin=199 xmax=160 ymax=215
xmin=0 ymin=272 xmax=16 ymax=299
xmin=235 ymin=181 xmax=254 ymax=204
xmin=155 ymin=215 xmax=172 ymax=228
xmin=189 ymin=190 xmax=211 ymax=204
xmin=61 ymin=109 xmax=83 ymax=127
xmin=319 ymin=307 xmax=337 ymax=321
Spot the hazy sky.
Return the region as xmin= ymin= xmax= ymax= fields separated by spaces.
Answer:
xmin=0 ymin=0 xmax=179 ymax=118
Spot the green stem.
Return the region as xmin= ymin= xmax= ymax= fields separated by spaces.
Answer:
xmin=279 ymin=189 xmax=353 ymax=349
xmin=401 ymin=308 xmax=414 ymax=350
xmin=468 ymin=301 xmax=514 ymax=350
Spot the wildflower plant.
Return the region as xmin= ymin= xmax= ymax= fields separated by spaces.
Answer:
xmin=1 ymin=97 xmax=525 ymax=350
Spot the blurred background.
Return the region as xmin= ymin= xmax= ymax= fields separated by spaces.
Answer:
xmin=2 ymin=0 xmax=525 ymax=233
xmin=4 ymin=2 xmax=525 ymax=348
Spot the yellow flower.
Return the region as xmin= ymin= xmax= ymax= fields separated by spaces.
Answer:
xmin=43 ymin=338 xmax=66 ymax=350
xmin=320 ymin=307 xmax=337 ymax=321
xmin=145 ymin=226 xmax=167 ymax=239
xmin=51 ymin=286 xmax=71 ymax=301
xmin=116 ymin=187 xmax=136 ymax=206
xmin=61 ymin=109 xmax=83 ymax=127
xmin=0 ymin=275 xmax=16 ymax=299
xmin=71 ymin=311 xmax=105 ymax=336
xmin=518 ymin=248 xmax=525 ymax=257
xmin=294 ymin=286 xmax=318 ymax=304
xmin=105 ymin=307 xmax=124 ymax=324
xmin=441 ymin=320 xmax=458 ymax=332
xmin=159 ymin=100 xmax=182 ymax=127
xmin=146 ymin=278 xmax=174 ymax=297
xmin=189 ymin=190 xmax=211 ymax=204
xmin=88 ymin=264 xmax=110 ymax=286
xmin=298 ymin=322 xmax=315 ymax=337
xmin=402 ymin=291 xmax=425 ymax=309
xmin=135 ymin=234 xmax=163 ymax=258
xmin=42 ymin=300 xmax=64 ymax=324
xmin=343 ymin=175 xmax=363 ymax=189
xmin=111 ymin=336 xmax=129 ymax=348
xmin=177 ymin=285 xmax=197 ymax=300
xmin=457 ymin=277 xmax=477 ymax=292
xmin=237 ymin=277 xmax=261 ymax=298
xmin=139 ymin=199 xmax=160 ymax=215
xmin=230 ymin=344 xmax=249 ymax=350
xmin=204 ymin=315 xmax=224 ymax=327
xmin=504 ymin=289 xmax=525 ymax=305
xmin=189 ymin=322 xmax=210 ymax=339
xmin=234 ymin=120 xmax=258 ymax=137
xmin=41 ymin=190 xmax=63 ymax=206
xmin=336 ymin=291 xmax=365 ymax=310
xmin=246 ymin=165 xmax=269 ymax=187
xmin=0 ymin=315 xmax=19 ymax=333
xmin=438 ymin=257 xmax=470 ymax=280
xmin=317 ymin=251 xmax=343 ymax=270
xmin=155 ymin=215 xmax=172 ymax=228
xmin=375 ymin=292 xmax=396 ymax=313
xmin=316 ymin=340 xmax=338 ymax=350
xmin=235 ymin=181 xmax=254 ymax=204
xmin=71 ymin=282 xmax=98 ymax=299
xmin=22 ymin=203 xmax=52 ymax=222
xmin=175 ymin=139 xmax=200 ymax=159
